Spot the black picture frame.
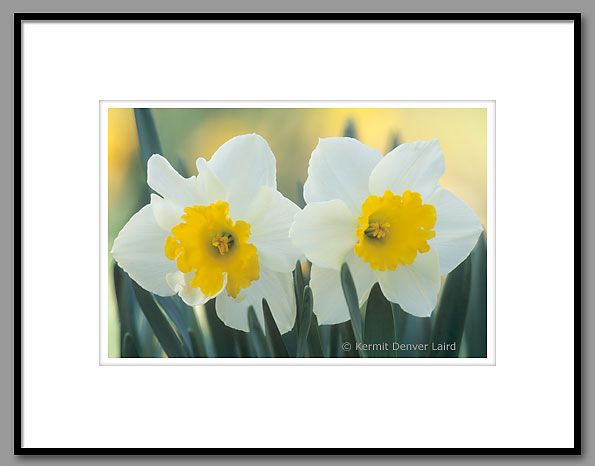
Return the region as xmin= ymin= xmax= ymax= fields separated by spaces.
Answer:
xmin=14 ymin=12 xmax=582 ymax=456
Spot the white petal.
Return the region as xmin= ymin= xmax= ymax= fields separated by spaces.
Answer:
xmin=215 ymin=294 xmax=263 ymax=333
xmin=256 ymin=269 xmax=296 ymax=335
xmin=215 ymin=268 xmax=295 ymax=334
xmin=303 ymin=137 xmax=382 ymax=214
xmin=310 ymin=251 xmax=376 ymax=325
xmin=206 ymin=134 xmax=276 ymax=219
xmin=111 ymin=205 xmax=177 ymax=296
xmin=289 ymin=199 xmax=358 ymax=270
xmin=150 ymin=194 xmax=183 ymax=232
xmin=195 ymin=157 xmax=226 ymax=206
xmin=242 ymin=186 xmax=300 ymax=273
xmin=166 ymin=271 xmax=226 ymax=306
xmin=147 ymin=154 xmax=200 ymax=207
xmin=374 ymin=249 xmax=440 ymax=318
xmin=369 ymin=139 xmax=445 ymax=200
xmin=428 ymin=186 xmax=484 ymax=275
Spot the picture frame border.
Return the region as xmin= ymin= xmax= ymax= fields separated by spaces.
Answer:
xmin=14 ymin=12 xmax=581 ymax=456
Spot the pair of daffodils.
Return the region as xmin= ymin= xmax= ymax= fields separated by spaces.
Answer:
xmin=112 ymin=134 xmax=483 ymax=334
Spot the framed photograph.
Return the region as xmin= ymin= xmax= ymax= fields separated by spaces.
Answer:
xmin=16 ymin=13 xmax=580 ymax=454
xmin=101 ymin=101 xmax=494 ymax=365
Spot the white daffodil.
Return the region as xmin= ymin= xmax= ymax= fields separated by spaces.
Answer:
xmin=289 ymin=137 xmax=483 ymax=323
xmin=112 ymin=134 xmax=300 ymax=334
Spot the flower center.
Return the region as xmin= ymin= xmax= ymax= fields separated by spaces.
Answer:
xmin=164 ymin=200 xmax=259 ymax=299
xmin=354 ymin=190 xmax=436 ymax=271
xmin=211 ymin=232 xmax=233 ymax=255
xmin=365 ymin=220 xmax=391 ymax=239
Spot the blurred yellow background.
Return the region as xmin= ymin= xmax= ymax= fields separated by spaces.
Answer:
xmin=107 ymin=107 xmax=487 ymax=356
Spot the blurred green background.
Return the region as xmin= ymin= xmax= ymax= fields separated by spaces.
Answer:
xmin=108 ymin=107 xmax=487 ymax=357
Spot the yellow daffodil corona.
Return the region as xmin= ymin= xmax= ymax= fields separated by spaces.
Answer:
xmin=355 ymin=189 xmax=437 ymax=271
xmin=164 ymin=201 xmax=260 ymax=299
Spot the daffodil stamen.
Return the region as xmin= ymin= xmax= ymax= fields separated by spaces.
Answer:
xmin=355 ymin=190 xmax=436 ymax=271
xmin=365 ymin=219 xmax=391 ymax=239
xmin=164 ymin=201 xmax=259 ymax=298
xmin=212 ymin=232 xmax=233 ymax=255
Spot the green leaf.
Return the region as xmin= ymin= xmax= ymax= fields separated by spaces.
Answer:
xmin=121 ymin=332 xmax=139 ymax=358
xmin=204 ymin=299 xmax=238 ymax=357
xmin=329 ymin=324 xmax=341 ymax=358
xmin=134 ymin=108 xmax=163 ymax=168
xmin=428 ymin=255 xmax=473 ymax=357
xmin=130 ymin=280 xmax=189 ymax=358
xmin=391 ymin=303 xmax=409 ymax=345
xmin=296 ymin=181 xmax=306 ymax=209
xmin=293 ymin=260 xmax=305 ymax=330
xmin=397 ymin=315 xmax=431 ymax=358
xmin=343 ymin=118 xmax=357 ymax=138
xmin=178 ymin=295 xmax=208 ymax=356
xmin=317 ymin=324 xmax=331 ymax=357
xmin=174 ymin=153 xmax=191 ymax=178
xmin=296 ymin=286 xmax=314 ymax=358
xmin=187 ymin=328 xmax=208 ymax=358
xmin=364 ymin=284 xmax=396 ymax=357
xmin=463 ymin=231 xmax=488 ymax=357
xmin=262 ymin=299 xmax=289 ymax=357
xmin=113 ymin=264 xmax=137 ymax=347
xmin=153 ymin=295 xmax=193 ymax=352
xmin=247 ymin=306 xmax=270 ymax=358
xmin=234 ymin=330 xmax=254 ymax=357
xmin=340 ymin=263 xmax=364 ymax=344
xmin=281 ymin=328 xmax=298 ymax=358
xmin=306 ymin=313 xmax=324 ymax=357
xmin=113 ymin=264 xmax=160 ymax=357
xmin=133 ymin=108 xmax=163 ymax=206
xmin=338 ymin=322 xmax=358 ymax=357
xmin=388 ymin=132 xmax=400 ymax=151
xmin=137 ymin=315 xmax=164 ymax=358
